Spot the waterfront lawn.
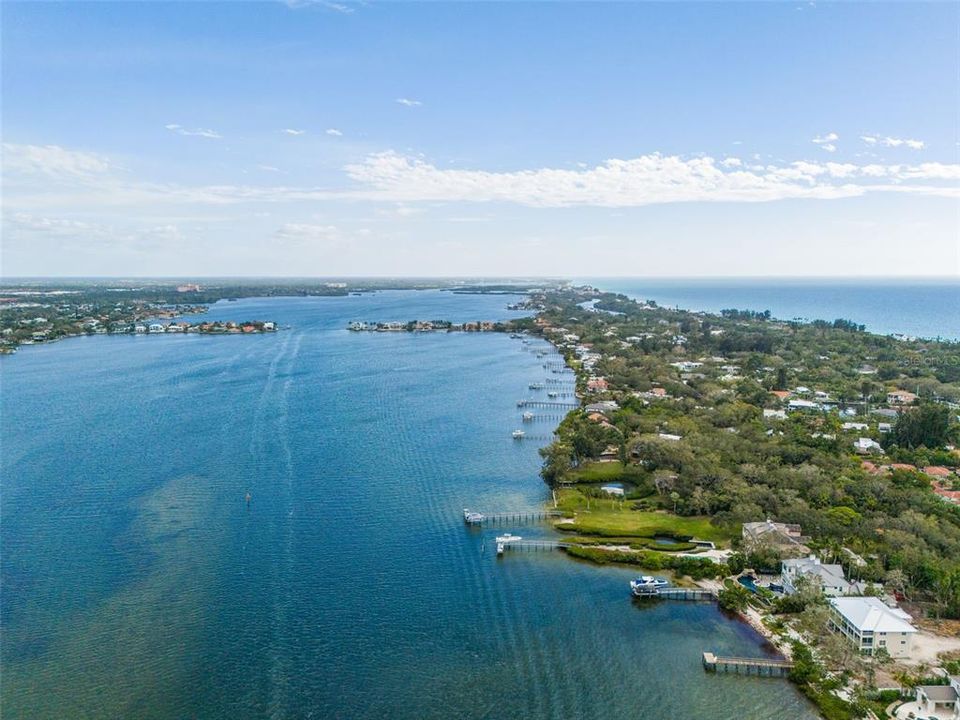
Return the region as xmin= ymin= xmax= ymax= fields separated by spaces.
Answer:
xmin=565 ymin=461 xmax=645 ymax=484
xmin=555 ymin=488 xmax=732 ymax=545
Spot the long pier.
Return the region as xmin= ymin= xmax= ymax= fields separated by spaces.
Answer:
xmin=494 ymin=535 xmax=572 ymax=554
xmin=702 ymin=652 xmax=794 ymax=678
xmin=463 ymin=509 xmax=563 ymax=525
xmin=516 ymin=400 xmax=579 ymax=409
xmin=648 ymin=587 xmax=717 ymax=601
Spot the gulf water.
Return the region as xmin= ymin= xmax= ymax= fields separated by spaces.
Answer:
xmin=584 ymin=278 xmax=960 ymax=341
xmin=1 ymin=290 xmax=817 ymax=719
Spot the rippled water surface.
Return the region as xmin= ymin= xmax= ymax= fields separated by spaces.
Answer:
xmin=1 ymin=290 xmax=818 ymax=719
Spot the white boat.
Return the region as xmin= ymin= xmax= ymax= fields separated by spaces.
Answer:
xmin=463 ymin=509 xmax=485 ymax=524
xmin=495 ymin=533 xmax=521 ymax=555
xmin=630 ymin=576 xmax=670 ymax=595
xmin=547 ymin=391 xmax=558 ymax=398
xmin=528 ymin=382 xmax=544 ymax=390
xmin=522 ymin=411 xmax=534 ymax=422
xmin=512 ymin=430 xmax=525 ymax=439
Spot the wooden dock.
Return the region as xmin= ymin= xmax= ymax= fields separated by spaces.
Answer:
xmin=651 ymin=587 xmax=717 ymax=601
xmin=516 ymin=400 xmax=579 ymax=409
xmin=702 ymin=652 xmax=794 ymax=678
xmin=463 ymin=509 xmax=563 ymax=525
xmin=494 ymin=536 xmax=572 ymax=554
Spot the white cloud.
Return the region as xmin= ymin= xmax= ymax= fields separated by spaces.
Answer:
xmin=343 ymin=151 xmax=960 ymax=207
xmin=2 ymin=143 xmax=114 ymax=180
xmin=282 ymin=0 xmax=355 ymax=11
xmin=283 ymin=128 xmax=306 ymax=136
xmin=325 ymin=128 xmax=343 ymax=136
xmin=165 ymin=124 xmax=222 ymax=139
xmin=4 ymin=143 xmax=957 ymax=216
xmin=396 ymin=98 xmax=422 ymax=107
xmin=257 ymin=165 xmax=283 ymax=173
xmin=860 ymin=134 xmax=925 ymax=150
xmin=812 ymin=133 xmax=839 ymax=151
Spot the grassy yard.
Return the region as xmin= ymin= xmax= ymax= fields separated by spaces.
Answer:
xmin=555 ymin=487 xmax=733 ymax=545
xmin=565 ymin=461 xmax=646 ymax=484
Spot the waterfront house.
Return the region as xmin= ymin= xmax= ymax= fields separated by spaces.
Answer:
xmin=598 ymin=445 xmax=620 ymax=463
xmin=887 ymin=389 xmax=918 ymax=405
xmin=148 ymin=323 xmax=165 ymax=333
xmin=781 ymin=555 xmax=864 ymax=596
xmin=586 ymin=377 xmax=609 ymax=392
xmin=828 ymin=596 xmax=916 ymax=658
xmin=915 ymin=678 xmax=960 ymax=720
xmin=584 ymin=401 xmax=619 ymax=415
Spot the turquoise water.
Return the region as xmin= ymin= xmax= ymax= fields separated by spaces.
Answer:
xmin=583 ymin=278 xmax=960 ymax=341
xmin=1 ymin=290 xmax=817 ymax=719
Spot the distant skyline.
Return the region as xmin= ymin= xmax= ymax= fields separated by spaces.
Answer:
xmin=2 ymin=1 xmax=959 ymax=277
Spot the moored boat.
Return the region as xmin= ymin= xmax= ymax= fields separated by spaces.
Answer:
xmin=630 ymin=576 xmax=670 ymax=596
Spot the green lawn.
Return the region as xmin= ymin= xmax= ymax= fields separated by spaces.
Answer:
xmin=565 ymin=461 xmax=645 ymax=484
xmin=555 ymin=487 xmax=733 ymax=545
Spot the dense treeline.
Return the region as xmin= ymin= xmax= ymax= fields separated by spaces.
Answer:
xmin=536 ymin=289 xmax=960 ymax=618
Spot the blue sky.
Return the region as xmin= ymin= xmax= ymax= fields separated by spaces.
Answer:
xmin=2 ymin=1 xmax=958 ymax=277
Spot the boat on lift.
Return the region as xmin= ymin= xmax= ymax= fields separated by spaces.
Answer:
xmin=630 ymin=576 xmax=670 ymax=596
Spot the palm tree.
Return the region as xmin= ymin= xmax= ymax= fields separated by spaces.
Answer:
xmin=670 ymin=491 xmax=680 ymax=514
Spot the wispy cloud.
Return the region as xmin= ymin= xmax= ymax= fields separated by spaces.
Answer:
xmin=282 ymin=0 xmax=356 ymax=12
xmin=273 ymin=223 xmax=347 ymax=247
xmin=395 ymin=98 xmax=422 ymax=107
xmin=812 ymin=132 xmax=839 ymax=152
xmin=165 ymin=124 xmax=222 ymax=139
xmin=325 ymin=128 xmax=343 ymax=136
xmin=5 ymin=143 xmax=958 ymax=214
xmin=860 ymin=134 xmax=925 ymax=150
xmin=282 ymin=128 xmax=306 ymax=136
xmin=343 ymin=151 xmax=960 ymax=207
xmin=1 ymin=143 xmax=114 ymax=180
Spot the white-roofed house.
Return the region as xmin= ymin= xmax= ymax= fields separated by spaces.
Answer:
xmin=828 ymin=596 xmax=917 ymax=658
xmin=781 ymin=555 xmax=864 ymax=596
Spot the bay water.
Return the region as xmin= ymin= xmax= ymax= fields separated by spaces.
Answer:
xmin=1 ymin=290 xmax=817 ymax=719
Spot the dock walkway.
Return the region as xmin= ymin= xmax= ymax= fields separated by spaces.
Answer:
xmin=463 ymin=509 xmax=563 ymax=525
xmin=702 ymin=652 xmax=794 ymax=678
xmin=494 ymin=535 xmax=572 ymax=554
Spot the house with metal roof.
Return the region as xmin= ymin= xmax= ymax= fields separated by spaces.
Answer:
xmin=828 ymin=596 xmax=916 ymax=658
